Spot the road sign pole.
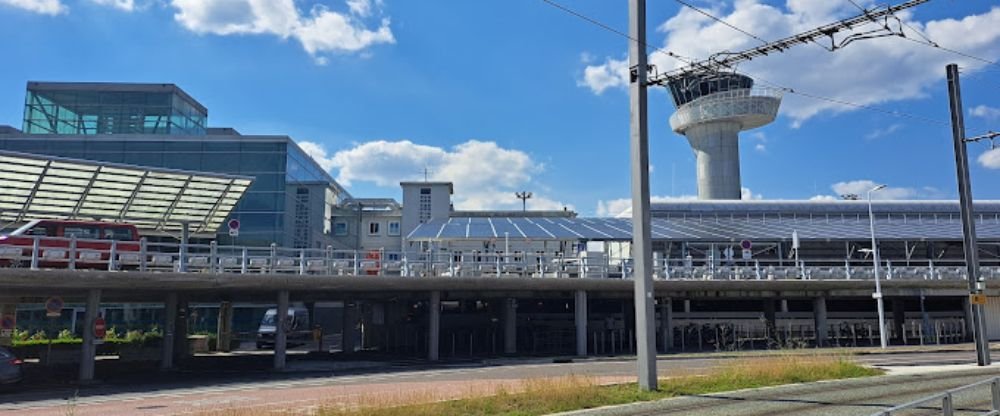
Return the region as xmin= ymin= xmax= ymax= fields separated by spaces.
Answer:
xmin=946 ymin=63 xmax=991 ymax=366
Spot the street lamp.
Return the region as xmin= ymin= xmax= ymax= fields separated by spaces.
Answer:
xmin=866 ymin=184 xmax=888 ymax=349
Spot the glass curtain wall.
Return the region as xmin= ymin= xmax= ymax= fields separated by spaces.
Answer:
xmin=22 ymin=89 xmax=206 ymax=135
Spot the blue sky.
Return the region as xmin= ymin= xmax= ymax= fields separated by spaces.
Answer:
xmin=1 ymin=0 xmax=999 ymax=216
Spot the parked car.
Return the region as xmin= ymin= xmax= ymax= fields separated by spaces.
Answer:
xmin=0 ymin=347 xmax=23 ymax=385
xmin=0 ymin=219 xmax=141 ymax=268
xmin=256 ymin=307 xmax=311 ymax=349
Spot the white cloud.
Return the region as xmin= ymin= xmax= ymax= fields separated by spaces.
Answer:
xmin=170 ymin=0 xmax=394 ymax=62
xmin=89 ymin=0 xmax=133 ymax=11
xmin=580 ymin=3 xmax=1000 ymax=125
xmin=597 ymin=188 xmax=759 ymax=217
xmin=865 ymin=123 xmax=903 ymax=140
xmin=299 ymin=140 xmax=572 ymax=211
xmin=346 ymin=0 xmax=378 ymax=17
xmin=0 ymin=0 xmax=66 ymax=14
xmin=829 ymin=180 xmax=916 ymax=200
xmin=578 ymin=56 xmax=628 ymax=95
xmin=979 ymin=147 xmax=1000 ymax=169
xmin=970 ymin=105 xmax=1000 ymax=120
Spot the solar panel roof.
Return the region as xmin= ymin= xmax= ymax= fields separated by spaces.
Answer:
xmin=0 ymin=150 xmax=253 ymax=234
xmin=406 ymin=216 xmax=1000 ymax=242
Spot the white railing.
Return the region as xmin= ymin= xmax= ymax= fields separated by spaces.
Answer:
xmin=871 ymin=376 xmax=1000 ymax=416
xmin=1 ymin=236 xmax=999 ymax=280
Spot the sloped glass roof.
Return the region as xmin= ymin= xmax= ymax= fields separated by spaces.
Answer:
xmin=0 ymin=150 xmax=252 ymax=234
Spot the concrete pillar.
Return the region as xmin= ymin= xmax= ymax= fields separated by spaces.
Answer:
xmin=780 ymin=299 xmax=789 ymax=313
xmin=892 ymin=298 xmax=909 ymax=343
xmin=660 ymin=298 xmax=673 ymax=353
xmin=341 ymin=300 xmax=357 ymax=353
xmin=813 ymin=296 xmax=828 ymax=348
xmin=274 ymin=290 xmax=289 ymax=370
xmin=79 ymin=289 xmax=101 ymax=382
xmin=684 ymin=121 xmax=743 ymax=200
xmin=763 ymin=299 xmax=777 ymax=342
xmin=429 ymin=291 xmax=441 ymax=361
xmin=574 ymin=290 xmax=587 ymax=357
xmin=683 ymin=299 xmax=691 ymax=313
xmin=173 ymin=298 xmax=189 ymax=364
xmin=216 ymin=301 xmax=233 ymax=353
xmin=161 ymin=292 xmax=177 ymax=370
xmin=504 ymin=298 xmax=516 ymax=354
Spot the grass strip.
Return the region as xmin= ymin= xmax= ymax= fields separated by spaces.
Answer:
xmin=315 ymin=355 xmax=881 ymax=416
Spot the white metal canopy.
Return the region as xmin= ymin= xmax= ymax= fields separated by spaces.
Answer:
xmin=0 ymin=150 xmax=253 ymax=234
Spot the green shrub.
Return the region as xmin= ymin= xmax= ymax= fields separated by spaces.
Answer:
xmin=57 ymin=329 xmax=74 ymax=340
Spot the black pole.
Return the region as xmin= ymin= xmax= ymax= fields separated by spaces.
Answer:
xmin=946 ymin=63 xmax=991 ymax=366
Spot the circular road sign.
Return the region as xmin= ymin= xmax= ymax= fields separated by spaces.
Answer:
xmin=94 ymin=317 xmax=107 ymax=339
xmin=228 ymin=219 xmax=241 ymax=231
xmin=45 ymin=297 xmax=64 ymax=317
xmin=740 ymin=240 xmax=752 ymax=250
xmin=0 ymin=315 xmax=14 ymax=330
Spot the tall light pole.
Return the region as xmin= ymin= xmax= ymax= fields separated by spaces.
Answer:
xmin=515 ymin=191 xmax=532 ymax=212
xmin=946 ymin=63 xmax=991 ymax=366
xmin=867 ymin=184 xmax=888 ymax=349
xmin=628 ymin=0 xmax=657 ymax=391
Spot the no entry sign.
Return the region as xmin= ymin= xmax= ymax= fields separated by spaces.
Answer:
xmin=94 ymin=317 xmax=107 ymax=339
xmin=45 ymin=296 xmax=64 ymax=318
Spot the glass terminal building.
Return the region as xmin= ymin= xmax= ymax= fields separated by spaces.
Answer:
xmin=0 ymin=82 xmax=349 ymax=248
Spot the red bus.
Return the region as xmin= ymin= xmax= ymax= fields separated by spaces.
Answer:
xmin=0 ymin=220 xmax=141 ymax=268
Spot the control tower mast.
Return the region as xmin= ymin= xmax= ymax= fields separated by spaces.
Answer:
xmin=648 ymin=0 xmax=929 ymax=199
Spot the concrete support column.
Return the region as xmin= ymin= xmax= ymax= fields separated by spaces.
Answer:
xmin=504 ymin=298 xmax=516 ymax=354
xmin=780 ymin=299 xmax=789 ymax=313
xmin=683 ymin=299 xmax=691 ymax=313
xmin=574 ymin=290 xmax=587 ymax=357
xmin=79 ymin=289 xmax=101 ymax=382
xmin=429 ymin=291 xmax=441 ymax=361
xmin=161 ymin=292 xmax=178 ymax=370
xmin=274 ymin=290 xmax=289 ymax=370
xmin=342 ymin=300 xmax=357 ymax=354
xmin=660 ymin=298 xmax=673 ymax=353
xmin=684 ymin=121 xmax=743 ymax=200
xmin=173 ymin=298 xmax=189 ymax=365
xmin=216 ymin=301 xmax=233 ymax=353
xmin=813 ymin=296 xmax=828 ymax=348
xmin=892 ymin=299 xmax=905 ymax=343
xmin=763 ymin=299 xmax=777 ymax=342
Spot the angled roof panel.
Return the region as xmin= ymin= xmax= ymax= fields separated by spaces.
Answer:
xmin=0 ymin=150 xmax=252 ymax=235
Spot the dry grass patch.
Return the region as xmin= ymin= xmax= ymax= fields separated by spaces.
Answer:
xmin=196 ymin=355 xmax=880 ymax=416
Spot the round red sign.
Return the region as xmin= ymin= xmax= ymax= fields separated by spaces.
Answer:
xmin=94 ymin=317 xmax=107 ymax=339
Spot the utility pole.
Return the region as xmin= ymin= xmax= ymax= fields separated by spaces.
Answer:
xmin=516 ymin=191 xmax=532 ymax=212
xmin=946 ymin=63 xmax=991 ymax=367
xmin=628 ymin=0 xmax=657 ymax=391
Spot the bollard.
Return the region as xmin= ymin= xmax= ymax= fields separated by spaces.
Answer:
xmin=942 ymin=393 xmax=954 ymax=416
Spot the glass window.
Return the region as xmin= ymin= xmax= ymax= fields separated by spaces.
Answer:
xmin=334 ymin=222 xmax=348 ymax=236
xmin=388 ymin=221 xmax=400 ymax=236
xmin=420 ymin=188 xmax=431 ymax=195
xmin=368 ymin=222 xmax=380 ymax=235
xmin=103 ymin=227 xmax=135 ymax=241
xmin=62 ymin=225 xmax=100 ymax=240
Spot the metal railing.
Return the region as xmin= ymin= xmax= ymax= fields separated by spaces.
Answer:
xmin=871 ymin=376 xmax=1000 ymax=416
xmin=1 ymin=235 xmax=999 ymax=280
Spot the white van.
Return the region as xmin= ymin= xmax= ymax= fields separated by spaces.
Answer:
xmin=256 ymin=307 xmax=311 ymax=349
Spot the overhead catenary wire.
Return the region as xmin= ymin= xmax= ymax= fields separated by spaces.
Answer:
xmin=539 ymin=0 xmax=957 ymax=127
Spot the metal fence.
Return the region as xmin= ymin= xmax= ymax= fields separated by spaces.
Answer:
xmin=871 ymin=376 xmax=1000 ymax=416
xmin=2 ymin=235 xmax=1000 ymax=280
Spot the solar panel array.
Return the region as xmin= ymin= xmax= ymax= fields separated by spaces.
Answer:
xmin=406 ymin=216 xmax=1000 ymax=242
xmin=0 ymin=150 xmax=253 ymax=234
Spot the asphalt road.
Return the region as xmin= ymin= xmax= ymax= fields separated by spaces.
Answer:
xmin=0 ymin=350 xmax=995 ymax=415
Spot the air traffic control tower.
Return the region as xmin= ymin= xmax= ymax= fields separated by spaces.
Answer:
xmin=667 ymin=74 xmax=782 ymax=200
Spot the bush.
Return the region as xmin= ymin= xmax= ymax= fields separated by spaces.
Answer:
xmin=57 ymin=329 xmax=74 ymax=340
